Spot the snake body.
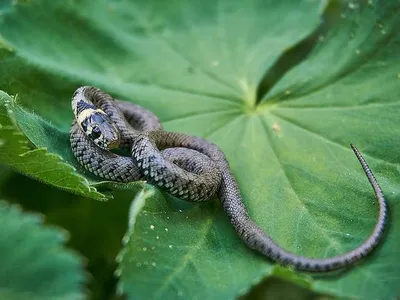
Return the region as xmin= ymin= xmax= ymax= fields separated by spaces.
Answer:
xmin=70 ymin=86 xmax=388 ymax=272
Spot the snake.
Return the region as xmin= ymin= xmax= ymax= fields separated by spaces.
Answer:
xmin=70 ymin=86 xmax=388 ymax=272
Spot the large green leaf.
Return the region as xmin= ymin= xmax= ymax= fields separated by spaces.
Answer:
xmin=116 ymin=187 xmax=322 ymax=299
xmin=0 ymin=200 xmax=85 ymax=300
xmin=0 ymin=0 xmax=399 ymax=299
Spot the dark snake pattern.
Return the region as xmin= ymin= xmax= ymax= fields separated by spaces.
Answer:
xmin=70 ymin=86 xmax=388 ymax=272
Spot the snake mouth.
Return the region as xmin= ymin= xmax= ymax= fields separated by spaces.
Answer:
xmin=107 ymin=140 xmax=120 ymax=149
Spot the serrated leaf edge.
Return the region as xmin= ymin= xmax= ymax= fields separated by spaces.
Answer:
xmin=0 ymin=91 xmax=108 ymax=201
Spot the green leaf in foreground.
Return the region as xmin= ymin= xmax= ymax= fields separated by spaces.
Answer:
xmin=0 ymin=200 xmax=85 ymax=300
xmin=116 ymin=188 xmax=271 ymax=300
xmin=0 ymin=0 xmax=399 ymax=299
xmin=0 ymin=91 xmax=107 ymax=201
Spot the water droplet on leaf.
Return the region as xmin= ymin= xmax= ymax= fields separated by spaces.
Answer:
xmin=348 ymin=2 xmax=358 ymax=9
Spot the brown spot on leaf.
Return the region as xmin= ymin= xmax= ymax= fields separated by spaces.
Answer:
xmin=272 ymin=122 xmax=281 ymax=135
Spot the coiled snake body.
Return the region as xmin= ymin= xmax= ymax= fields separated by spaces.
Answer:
xmin=70 ymin=86 xmax=388 ymax=272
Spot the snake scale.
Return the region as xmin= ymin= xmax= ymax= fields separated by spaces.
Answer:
xmin=70 ymin=86 xmax=388 ymax=272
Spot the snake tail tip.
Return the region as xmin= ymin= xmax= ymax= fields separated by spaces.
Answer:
xmin=350 ymin=143 xmax=359 ymax=153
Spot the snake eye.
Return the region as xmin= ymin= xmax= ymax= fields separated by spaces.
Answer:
xmin=90 ymin=126 xmax=102 ymax=139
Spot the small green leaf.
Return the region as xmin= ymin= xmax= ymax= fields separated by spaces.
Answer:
xmin=0 ymin=200 xmax=85 ymax=300
xmin=0 ymin=91 xmax=107 ymax=200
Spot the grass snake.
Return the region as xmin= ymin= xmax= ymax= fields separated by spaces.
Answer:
xmin=70 ymin=86 xmax=388 ymax=272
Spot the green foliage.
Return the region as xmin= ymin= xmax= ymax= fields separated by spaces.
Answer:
xmin=0 ymin=92 xmax=107 ymax=200
xmin=0 ymin=0 xmax=399 ymax=299
xmin=0 ymin=200 xmax=85 ymax=300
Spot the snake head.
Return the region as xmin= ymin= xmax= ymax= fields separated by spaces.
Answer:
xmin=79 ymin=109 xmax=120 ymax=150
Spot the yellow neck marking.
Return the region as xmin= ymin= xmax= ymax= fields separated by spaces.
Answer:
xmin=77 ymin=108 xmax=96 ymax=125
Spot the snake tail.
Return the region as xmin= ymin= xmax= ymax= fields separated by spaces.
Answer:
xmin=222 ymin=144 xmax=387 ymax=271
xmin=130 ymin=130 xmax=387 ymax=272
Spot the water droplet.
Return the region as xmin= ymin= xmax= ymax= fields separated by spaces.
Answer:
xmin=152 ymin=262 xmax=157 ymax=267
xmin=340 ymin=13 xmax=346 ymax=19
xmin=114 ymin=269 xmax=122 ymax=276
xmin=368 ymin=0 xmax=373 ymax=6
xmin=142 ymin=247 xmax=147 ymax=251
xmin=151 ymin=246 xmax=156 ymax=250
xmin=185 ymin=216 xmax=189 ymax=219
xmin=318 ymin=35 xmax=325 ymax=42
xmin=144 ymin=261 xmax=148 ymax=265
xmin=166 ymin=216 xmax=170 ymax=220
xmin=150 ymin=224 xmax=155 ymax=230
xmin=165 ymin=228 xmax=168 ymax=232
xmin=355 ymin=49 xmax=361 ymax=55
xmin=284 ymin=90 xmax=291 ymax=95
xmin=346 ymin=233 xmax=350 ymax=237
xmin=178 ymin=291 xmax=183 ymax=297
xmin=156 ymin=236 xmax=160 ymax=240
xmin=179 ymin=209 xmax=183 ymax=213
xmin=348 ymin=2 xmax=358 ymax=9
xmin=381 ymin=29 xmax=387 ymax=35
xmin=169 ymin=245 xmax=173 ymax=249
xmin=136 ymin=262 xmax=142 ymax=267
